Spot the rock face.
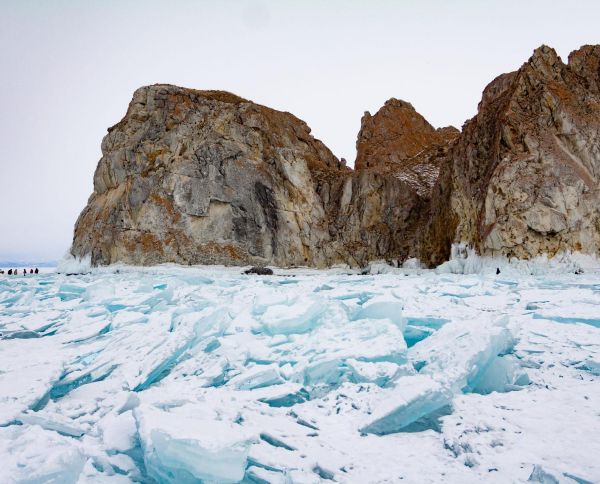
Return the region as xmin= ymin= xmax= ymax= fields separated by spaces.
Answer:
xmin=72 ymin=44 xmax=600 ymax=268
xmin=430 ymin=45 xmax=600 ymax=263
xmin=72 ymin=86 xmax=344 ymax=267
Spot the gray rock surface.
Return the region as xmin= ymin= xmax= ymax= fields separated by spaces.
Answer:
xmin=73 ymin=86 xmax=345 ymax=267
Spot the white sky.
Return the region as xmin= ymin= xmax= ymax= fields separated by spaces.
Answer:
xmin=1 ymin=0 xmax=599 ymax=261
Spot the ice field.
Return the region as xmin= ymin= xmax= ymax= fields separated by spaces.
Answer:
xmin=1 ymin=258 xmax=599 ymax=483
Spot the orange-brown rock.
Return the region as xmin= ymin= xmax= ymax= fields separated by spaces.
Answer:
xmin=355 ymin=99 xmax=458 ymax=172
xmin=355 ymin=99 xmax=458 ymax=199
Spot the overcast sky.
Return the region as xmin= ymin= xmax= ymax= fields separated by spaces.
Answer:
xmin=1 ymin=0 xmax=599 ymax=262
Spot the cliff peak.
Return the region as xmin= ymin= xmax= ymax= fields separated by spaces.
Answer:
xmin=354 ymin=98 xmax=444 ymax=170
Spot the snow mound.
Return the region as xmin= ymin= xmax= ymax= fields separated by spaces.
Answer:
xmin=56 ymin=253 xmax=92 ymax=274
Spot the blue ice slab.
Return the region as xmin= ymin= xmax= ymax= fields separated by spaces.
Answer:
xmin=533 ymin=313 xmax=600 ymax=328
xmin=1 ymin=330 xmax=42 ymax=340
xmin=405 ymin=317 xmax=450 ymax=330
xmin=397 ymin=404 xmax=452 ymax=433
xmin=133 ymin=342 xmax=195 ymax=392
xmin=245 ymin=466 xmax=286 ymax=484
xmin=0 ymin=294 xmax=21 ymax=306
xmin=575 ymin=360 xmax=600 ymax=376
xmin=403 ymin=326 xmax=435 ymax=348
xmin=50 ymin=364 xmax=117 ymax=400
xmin=69 ymin=323 xmax=112 ymax=344
xmin=562 ymin=472 xmax=594 ymax=484
xmin=303 ymin=359 xmax=348 ymax=386
xmin=234 ymin=366 xmax=283 ymax=390
xmin=261 ymin=299 xmax=325 ymax=335
xmin=18 ymin=413 xmax=85 ymax=438
xmin=137 ymin=407 xmax=255 ymax=484
xmin=360 ymin=377 xmax=453 ymax=435
xmin=313 ymin=284 xmax=334 ymax=292
xmin=332 ymin=292 xmax=374 ymax=304
xmin=106 ymin=303 xmax=127 ymax=312
xmin=58 ymin=284 xmax=86 ymax=301
xmin=352 ymin=299 xmax=404 ymax=329
xmin=204 ymin=338 xmax=221 ymax=353
xmin=259 ymin=388 xmax=310 ymax=407
xmin=313 ymin=464 xmax=335 ymax=480
xmin=403 ymin=317 xmax=450 ymax=347
xmin=260 ymin=433 xmax=296 ymax=451
xmin=528 ymin=465 xmax=559 ymax=483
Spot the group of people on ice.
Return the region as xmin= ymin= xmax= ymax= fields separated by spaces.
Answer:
xmin=0 ymin=268 xmax=39 ymax=275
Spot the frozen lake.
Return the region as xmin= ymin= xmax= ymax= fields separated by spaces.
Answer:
xmin=0 ymin=264 xmax=599 ymax=483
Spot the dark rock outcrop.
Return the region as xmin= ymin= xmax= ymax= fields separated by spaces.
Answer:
xmin=72 ymin=44 xmax=600 ymax=268
xmin=244 ymin=266 xmax=274 ymax=276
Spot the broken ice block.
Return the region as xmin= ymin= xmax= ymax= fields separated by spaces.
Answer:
xmin=360 ymin=375 xmax=452 ymax=435
xmin=230 ymin=364 xmax=284 ymax=390
xmin=470 ymin=354 xmax=530 ymax=394
xmin=352 ymin=295 xmax=405 ymax=331
xmin=136 ymin=404 xmax=257 ymax=483
xmin=260 ymin=297 xmax=325 ymax=335
xmin=409 ymin=317 xmax=516 ymax=393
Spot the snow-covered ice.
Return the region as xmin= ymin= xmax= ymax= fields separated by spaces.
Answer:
xmin=0 ymin=263 xmax=599 ymax=483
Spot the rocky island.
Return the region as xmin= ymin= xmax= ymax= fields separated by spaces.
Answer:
xmin=72 ymin=45 xmax=600 ymax=268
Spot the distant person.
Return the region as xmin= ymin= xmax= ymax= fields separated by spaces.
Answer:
xmin=8 ymin=269 xmax=12 ymax=275
xmin=35 ymin=268 xmax=39 ymax=274
xmin=30 ymin=269 xmax=33 ymax=274
xmin=496 ymin=268 xmax=501 ymax=275
xmin=23 ymin=269 xmax=27 ymax=276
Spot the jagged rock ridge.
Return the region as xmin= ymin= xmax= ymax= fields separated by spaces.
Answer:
xmin=429 ymin=44 xmax=600 ymax=263
xmin=72 ymin=44 xmax=600 ymax=267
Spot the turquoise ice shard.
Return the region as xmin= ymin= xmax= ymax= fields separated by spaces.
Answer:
xmin=231 ymin=364 xmax=284 ymax=390
xmin=408 ymin=315 xmax=517 ymax=393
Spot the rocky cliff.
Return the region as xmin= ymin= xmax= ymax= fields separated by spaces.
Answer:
xmin=322 ymin=99 xmax=458 ymax=266
xmin=432 ymin=45 xmax=600 ymax=262
xmin=72 ymin=86 xmax=345 ymax=267
xmin=72 ymin=85 xmax=453 ymax=268
xmin=72 ymin=44 xmax=600 ymax=268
